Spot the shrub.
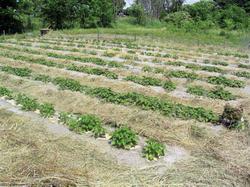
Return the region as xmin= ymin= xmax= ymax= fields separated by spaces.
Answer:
xmin=143 ymin=139 xmax=165 ymax=161
xmin=39 ymin=103 xmax=55 ymax=118
xmin=111 ymin=127 xmax=138 ymax=149
xmin=16 ymin=94 xmax=38 ymax=111
xmin=164 ymin=11 xmax=193 ymax=28
xmin=219 ymin=104 xmax=248 ymax=130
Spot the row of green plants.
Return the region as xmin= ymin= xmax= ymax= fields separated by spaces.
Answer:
xmin=124 ymin=75 xmax=176 ymax=91
xmin=235 ymin=71 xmax=250 ymax=79
xmin=203 ymin=59 xmax=229 ymax=66
xmin=238 ymin=63 xmax=250 ymax=69
xmin=0 ymin=65 xmax=218 ymax=122
xmin=0 ymin=87 xmax=55 ymax=118
xmin=217 ymin=52 xmax=249 ymax=59
xmin=59 ymin=113 xmax=165 ymax=160
xmin=187 ymin=85 xmax=236 ymax=101
xmin=0 ymin=49 xmax=119 ymax=80
xmin=166 ymin=61 xmax=225 ymax=73
xmin=142 ymin=65 xmax=246 ymax=88
xmin=165 ymin=70 xmax=199 ymax=80
xmin=0 ymin=85 xmax=165 ymax=161
xmin=52 ymin=78 xmax=218 ymax=123
xmin=1 ymin=42 xmax=124 ymax=69
xmin=207 ymin=76 xmax=245 ymax=88
xmin=0 ymin=66 xmax=32 ymax=77
xmin=67 ymin=65 xmax=118 ymax=79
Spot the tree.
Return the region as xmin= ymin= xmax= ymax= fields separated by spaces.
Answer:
xmin=113 ymin=0 xmax=126 ymax=15
xmin=214 ymin=0 xmax=250 ymax=13
xmin=40 ymin=0 xmax=115 ymax=29
xmin=164 ymin=0 xmax=185 ymax=13
xmin=127 ymin=3 xmax=146 ymax=25
xmin=0 ymin=0 xmax=24 ymax=34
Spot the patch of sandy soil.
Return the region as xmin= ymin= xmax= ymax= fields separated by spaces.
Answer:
xmin=0 ymin=98 xmax=190 ymax=173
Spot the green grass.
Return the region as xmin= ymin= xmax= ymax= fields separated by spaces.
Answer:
xmin=53 ymin=17 xmax=249 ymax=47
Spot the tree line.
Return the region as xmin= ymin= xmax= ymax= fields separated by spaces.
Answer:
xmin=0 ymin=0 xmax=249 ymax=34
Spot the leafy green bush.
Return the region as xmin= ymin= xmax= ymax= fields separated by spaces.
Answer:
xmin=111 ymin=127 xmax=138 ymax=149
xmin=207 ymin=76 xmax=245 ymax=88
xmin=16 ymin=94 xmax=38 ymax=111
xmin=143 ymin=139 xmax=165 ymax=161
xmin=39 ymin=103 xmax=55 ymax=118
xmin=164 ymin=11 xmax=193 ymax=28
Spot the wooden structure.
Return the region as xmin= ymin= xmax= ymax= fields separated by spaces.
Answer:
xmin=40 ymin=28 xmax=50 ymax=36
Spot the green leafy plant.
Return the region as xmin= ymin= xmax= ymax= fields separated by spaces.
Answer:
xmin=33 ymin=74 xmax=52 ymax=83
xmin=143 ymin=139 xmax=165 ymax=161
xmin=92 ymin=125 xmax=106 ymax=138
xmin=166 ymin=70 xmax=199 ymax=80
xmin=0 ymin=86 xmax=13 ymax=99
xmin=67 ymin=65 xmax=118 ymax=79
xmin=238 ymin=63 xmax=250 ymax=69
xmin=125 ymin=75 xmax=162 ymax=86
xmin=111 ymin=127 xmax=138 ymax=149
xmin=235 ymin=71 xmax=250 ymax=79
xmin=39 ymin=103 xmax=55 ymax=118
xmin=207 ymin=76 xmax=245 ymax=88
xmin=162 ymin=80 xmax=176 ymax=91
xmin=53 ymin=77 xmax=83 ymax=91
xmin=1 ymin=66 xmax=32 ymax=77
xmin=187 ymin=85 xmax=236 ymax=101
xmin=15 ymin=94 xmax=38 ymax=111
xmin=66 ymin=114 xmax=103 ymax=135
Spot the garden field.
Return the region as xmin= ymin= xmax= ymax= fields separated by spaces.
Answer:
xmin=0 ymin=32 xmax=250 ymax=186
